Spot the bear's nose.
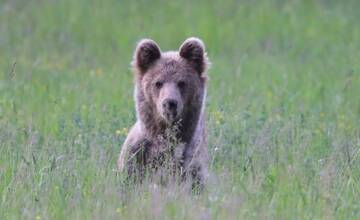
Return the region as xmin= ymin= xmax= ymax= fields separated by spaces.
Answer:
xmin=163 ymin=99 xmax=178 ymax=112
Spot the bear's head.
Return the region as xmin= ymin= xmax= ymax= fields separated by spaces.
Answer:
xmin=132 ymin=37 xmax=209 ymax=125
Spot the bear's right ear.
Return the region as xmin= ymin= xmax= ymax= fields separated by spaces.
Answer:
xmin=132 ymin=39 xmax=161 ymax=74
xmin=179 ymin=37 xmax=208 ymax=74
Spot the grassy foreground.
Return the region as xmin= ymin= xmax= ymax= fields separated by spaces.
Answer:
xmin=0 ymin=0 xmax=359 ymax=219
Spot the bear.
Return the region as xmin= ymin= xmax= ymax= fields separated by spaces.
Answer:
xmin=117 ymin=37 xmax=210 ymax=190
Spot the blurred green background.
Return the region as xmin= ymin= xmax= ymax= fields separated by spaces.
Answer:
xmin=0 ymin=0 xmax=359 ymax=219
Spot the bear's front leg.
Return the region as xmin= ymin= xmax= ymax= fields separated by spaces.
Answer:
xmin=118 ymin=122 xmax=148 ymax=172
xmin=182 ymin=143 xmax=209 ymax=193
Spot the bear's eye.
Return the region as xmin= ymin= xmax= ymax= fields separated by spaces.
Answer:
xmin=177 ymin=81 xmax=186 ymax=89
xmin=155 ymin=81 xmax=163 ymax=89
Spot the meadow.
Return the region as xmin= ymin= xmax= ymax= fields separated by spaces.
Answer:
xmin=0 ymin=0 xmax=359 ymax=219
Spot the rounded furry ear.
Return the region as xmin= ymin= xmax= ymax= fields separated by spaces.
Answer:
xmin=179 ymin=37 xmax=208 ymax=74
xmin=133 ymin=39 xmax=161 ymax=74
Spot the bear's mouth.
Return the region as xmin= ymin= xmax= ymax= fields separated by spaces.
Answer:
xmin=161 ymin=109 xmax=180 ymax=124
xmin=164 ymin=111 xmax=177 ymax=123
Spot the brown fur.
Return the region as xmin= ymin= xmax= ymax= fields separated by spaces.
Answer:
xmin=118 ymin=37 xmax=210 ymax=189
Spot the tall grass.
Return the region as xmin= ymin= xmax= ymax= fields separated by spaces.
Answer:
xmin=0 ymin=0 xmax=359 ymax=219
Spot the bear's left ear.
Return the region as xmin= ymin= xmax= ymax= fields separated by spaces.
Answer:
xmin=179 ymin=37 xmax=209 ymax=74
xmin=132 ymin=39 xmax=161 ymax=74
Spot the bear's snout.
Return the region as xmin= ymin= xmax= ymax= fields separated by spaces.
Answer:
xmin=157 ymin=83 xmax=184 ymax=123
xmin=163 ymin=99 xmax=178 ymax=112
xmin=162 ymin=98 xmax=179 ymax=121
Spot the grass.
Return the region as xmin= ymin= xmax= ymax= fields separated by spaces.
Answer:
xmin=0 ymin=0 xmax=359 ymax=219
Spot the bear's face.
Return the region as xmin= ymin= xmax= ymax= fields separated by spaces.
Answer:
xmin=132 ymin=38 xmax=208 ymax=124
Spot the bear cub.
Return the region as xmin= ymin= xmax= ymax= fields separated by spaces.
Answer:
xmin=118 ymin=37 xmax=210 ymax=190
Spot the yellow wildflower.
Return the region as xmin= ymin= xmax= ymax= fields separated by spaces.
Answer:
xmin=116 ymin=128 xmax=129 ymax=136
xmin=213 ymin=111 xmax=224 ymax=125
xmin=96 ymin=68 xmax=103 ymax=76
xmin=122 ymin=127 xmax=128 ymax=135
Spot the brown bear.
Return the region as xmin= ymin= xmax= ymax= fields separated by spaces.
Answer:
xmin=117 ymin=37 xmax=210 ymax=190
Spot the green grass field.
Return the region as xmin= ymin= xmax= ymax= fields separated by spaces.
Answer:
xmin=1 ymin=0 xmax=359 ymax=219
